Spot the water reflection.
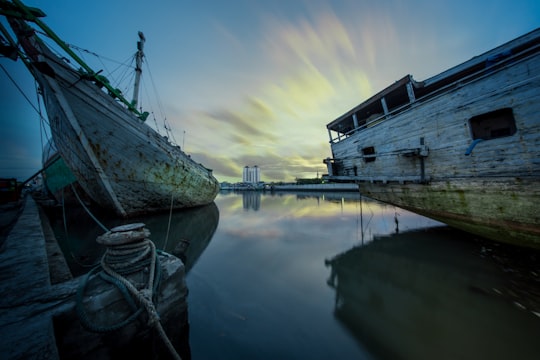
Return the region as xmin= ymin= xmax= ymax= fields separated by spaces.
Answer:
xmin=49 ymin=202 xmax=219 ymax=276
xmin=241 ymin=191 xmax=261 ymax=211
xmin=144 ymin=203 xmax=219 ymax=273
xmin=48 ymin=192 xmax=540 ymax=359
xmin=220 ymin=190 xmax=440 ymax=246
xmin=326 ymin=227 xmax=540 ymax=360
xmin=49 ymin=202 xmax=219 ymax=359
xmin=233 ymin=191 xmax=365 ymax=212
xmin=186 ymin=191 xmax=446 ymax=359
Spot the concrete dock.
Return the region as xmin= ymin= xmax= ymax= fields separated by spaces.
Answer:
xmin=0 ymin=195 xmax=74 ymax=359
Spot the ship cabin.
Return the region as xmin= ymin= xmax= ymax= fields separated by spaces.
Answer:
xmin=324 ymin=27 xmax=540 ymax=181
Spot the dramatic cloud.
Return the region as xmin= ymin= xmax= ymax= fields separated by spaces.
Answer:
xmin=176 ymin=7 xmax=375 ymax=183
xmin=3 ymin=0 xmax=537 ymax=182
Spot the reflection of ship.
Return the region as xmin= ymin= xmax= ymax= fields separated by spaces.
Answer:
xmin=52 ymin=202 xmax=219 ymax=276
xmin=143 ymin=202 xmax=219 ymax=273
xmin=325 ymin=227 xmax=540 ymax=360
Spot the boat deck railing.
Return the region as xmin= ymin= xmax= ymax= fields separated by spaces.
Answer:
xmin=328 ymin=41 xmax=540 ymax=144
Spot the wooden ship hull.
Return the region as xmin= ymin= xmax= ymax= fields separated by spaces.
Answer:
xmin=323 ymin=28 xmax=540 ymax=248
xmin=2 ymin=3 xmax=220 ymax=217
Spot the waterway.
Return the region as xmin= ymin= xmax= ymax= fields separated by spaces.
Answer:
xmin=49 ymin=190 xmax=540 ymax=360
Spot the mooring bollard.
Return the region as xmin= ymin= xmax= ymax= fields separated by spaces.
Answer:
xmin=74 ymin=223 xmax=185 ymax=360
xmin=97 ymin=223 xmax=157 ymax=293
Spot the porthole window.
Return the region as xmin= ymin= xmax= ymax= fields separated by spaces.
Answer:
xmin=469 ymin=108 xmax=516 ymax=140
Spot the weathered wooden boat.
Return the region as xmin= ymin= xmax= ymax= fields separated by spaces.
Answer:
xmin=1 ymin=0 xmax=220 ymax=217
xmin=323 ymin=28 xmax=540 ymax=248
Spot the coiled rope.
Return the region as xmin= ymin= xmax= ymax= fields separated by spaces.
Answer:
xmin=76 ymin=223 xmax=182 ymax=360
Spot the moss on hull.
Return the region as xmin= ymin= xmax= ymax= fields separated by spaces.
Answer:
xmin=358 ymin=177 xmax=540 ymax=249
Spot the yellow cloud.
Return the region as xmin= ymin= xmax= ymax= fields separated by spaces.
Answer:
xmin=169 ymin=5 xmax=384 ymax=182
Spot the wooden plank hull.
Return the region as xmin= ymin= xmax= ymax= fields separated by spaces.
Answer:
xmin=357 ymin=178 xmax=540 ymax=248
xmin=324 ymin=29 xmax=540 ymax=248
xmin=12 ymin=20 xmax=220 ymax=217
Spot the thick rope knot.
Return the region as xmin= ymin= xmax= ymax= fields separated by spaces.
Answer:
xmin=77 ymin=224 xmax=182 ymax=359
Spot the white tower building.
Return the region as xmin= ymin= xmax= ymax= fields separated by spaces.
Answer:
xmin=242 ymin=165 xmax=261 ymax=183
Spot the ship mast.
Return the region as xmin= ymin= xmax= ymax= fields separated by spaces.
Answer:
xmin=0 ymin=0 xmax=149 ymax=121
xmin=131 ymin=31 xmax=145 ymax=109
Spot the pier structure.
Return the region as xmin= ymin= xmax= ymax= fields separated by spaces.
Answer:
xmin=0 ymin=195 xmax=189 ymax=359
xmin=0 ymin=196 xmax=65 ymax=359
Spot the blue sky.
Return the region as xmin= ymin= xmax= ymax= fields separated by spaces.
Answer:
xmin=1 ymin=0 xmax=539 ymax=183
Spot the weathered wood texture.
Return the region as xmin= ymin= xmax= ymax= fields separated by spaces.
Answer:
xmin=325 ymin=32 xmax=540 ymax=247
xmin=359 ymin=178 xmax=540 ymax=248
xmin=54 ymin=251 xmax=189 ymax=360
xmin=37 ymin=57 xmax=219 ymax=216
xmin=0 ymin=197 xmax=60 ymax=359
xmin=330 ymin=52 xmax=540 ymax=181
xmin=15 ymin=20 xmax=219 ymax=217
xmin=0 ymin=197 xmax=190 ymax=359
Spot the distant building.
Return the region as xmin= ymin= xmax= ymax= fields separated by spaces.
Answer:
xmin=242 ymin=165 xmax=261 ymax=184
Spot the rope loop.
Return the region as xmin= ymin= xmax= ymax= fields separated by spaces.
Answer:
xmin=76 ymin=224 xmax=181 ymax=360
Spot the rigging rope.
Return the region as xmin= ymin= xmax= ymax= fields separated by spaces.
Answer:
xmin=4 ymin=33 xmax=110 ymax=174
xmin=143 ymin=56 xmax=177 ymax=144
xmin=163 ymin=193 xmax=174 ymax=250
xmin=70 ymin=183 xmax=109 ymax=233
xmin=66 ymin=37 xmax=175 ymax=143
xmin=36 ymin=79 xmax=45 ymax=153
xmin=0 ymin=63 xmax=44 ymax=116
xmin=70 ymin=43 xmax=136 ymax=98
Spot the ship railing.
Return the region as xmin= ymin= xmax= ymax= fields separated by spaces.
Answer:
xmin=328 ymin=41 xmax=540 ymax=145
xmin=328 ymin=101 xmax=413 ymax=144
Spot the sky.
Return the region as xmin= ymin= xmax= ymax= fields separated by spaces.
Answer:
xmin=1 ymin=0 xmax=539 ymax=183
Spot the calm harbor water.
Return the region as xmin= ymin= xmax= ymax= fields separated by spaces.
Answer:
xmin=50 ymin=191 xmax=540 ymax=360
